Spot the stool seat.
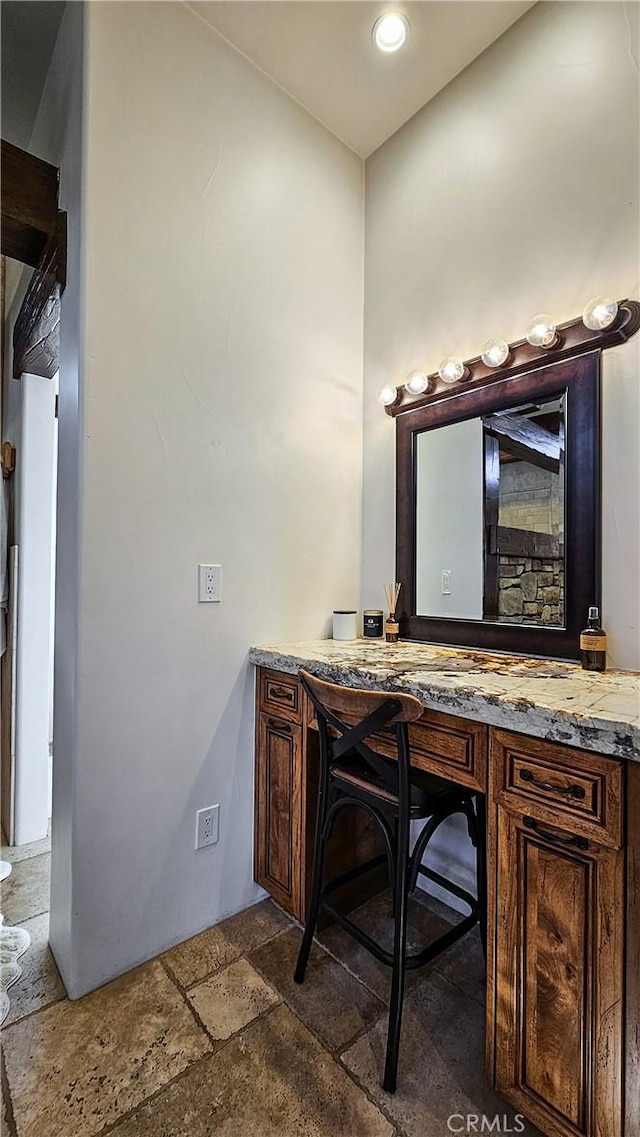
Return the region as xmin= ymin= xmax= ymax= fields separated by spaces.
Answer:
xmin=331 ymin=757 xmax=464 ymax=817
xmin=293 ymin=668 xmax=487 ymax=1094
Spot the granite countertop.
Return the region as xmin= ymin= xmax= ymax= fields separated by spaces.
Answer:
xmin=249 ymin=639 xmax=640 ymax=762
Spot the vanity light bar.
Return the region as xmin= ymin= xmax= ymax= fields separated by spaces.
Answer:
xmin=382 ymin=297 xmax=640 ymax=416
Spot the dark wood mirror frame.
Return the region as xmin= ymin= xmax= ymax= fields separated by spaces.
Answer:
xmin=396 ymin=352 xmax=600 ymax=659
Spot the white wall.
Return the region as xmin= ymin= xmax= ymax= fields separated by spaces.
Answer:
xmin=416 ymin=418 xmax=483 ymax=619
xmin=2 ymin=282 xmax=58 ymax=849
xmin=48 ymin=0 xmax=363 ymax=997
xmin=35 ymin=0 xmax=638 ymax=985
xmin=363 ymin=0 xmax=639 ymax=904
xmin=25 ymin=0 xmax=86 ymax=982
xmin=48 ymin=373 xmax=59 ymax=804
xmin=363 ymin=1 xmax=639 ymax=667
xmin=11 ymin=375 xmax=57 ymax=845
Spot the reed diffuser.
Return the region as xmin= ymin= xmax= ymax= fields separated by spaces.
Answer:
xmin=384 ymin=582 xmax=401 ymax=643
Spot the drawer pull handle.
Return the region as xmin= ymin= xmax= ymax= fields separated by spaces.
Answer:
xmin=523 ymin=815 xmax=589 ymax=851
xmin=271 ymin=686 xmax=294 ymax=701
xmin=268 ymin=718 xmax=291 ymax=733
xmin=519 ymin=768 xmax=586 ymax=800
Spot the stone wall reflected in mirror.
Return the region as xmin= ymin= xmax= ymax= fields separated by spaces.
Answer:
xmin=415 ymin=395 xmax=566 ymax=628
xmin=488 ymin=396 xmax=565 ymax=626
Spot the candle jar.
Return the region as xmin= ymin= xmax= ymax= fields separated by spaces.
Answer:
xmin=332 ymin=610 xmax=358 ymax=640
xmin=363 ymin=610 xmax=384 ymax=638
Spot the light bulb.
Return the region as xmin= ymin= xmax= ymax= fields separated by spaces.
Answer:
xmin=481 ymin=339 xmax=510 ymax=368
xmin=438 ymin=357 xmax=466 ymax=384
xmin=376 ymin=383 xmax=398 ymax=407
xmin=404 ymin=370 xmax=429 ymax=396
xmin=372 ymin=13 xmax=409 ymax=53
xmin=526 ymin=314 xmax=557 ymax=348
xmin=582 ymin=297 xmax=618 ymax=331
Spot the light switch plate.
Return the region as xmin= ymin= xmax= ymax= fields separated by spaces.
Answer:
xmin=198 ymin=564 xmax=222 ymax=602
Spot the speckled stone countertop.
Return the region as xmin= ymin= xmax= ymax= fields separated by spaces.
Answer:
xmin=249 ymin=639 xmax=640 ymax=762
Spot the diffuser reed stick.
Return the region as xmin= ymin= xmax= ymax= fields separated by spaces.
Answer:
xmin=384 ymin=582 xmax=401 ymax=615
xmin=384 ymin=582 xmax=401 ymax=643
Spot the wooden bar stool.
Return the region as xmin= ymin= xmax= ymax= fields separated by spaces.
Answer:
xmin=294 ymin=669 xmax=486 ymax=1093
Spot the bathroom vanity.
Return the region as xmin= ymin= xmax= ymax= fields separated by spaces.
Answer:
xmin=249 ymin=639 xmax=640 ymax=1137
xmin=249 ymin=307 xmax=640 ymax=1134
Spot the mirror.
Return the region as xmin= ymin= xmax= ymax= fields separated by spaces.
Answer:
xmin=415 ymin=396 xmax=565 ymax=627
xmin=396 ymin=355 xmax=600 ymax=659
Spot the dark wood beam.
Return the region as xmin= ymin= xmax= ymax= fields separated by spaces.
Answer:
xmin=489 ymin=525 xmax=562 ymax=559
xmin=1 ymin=139 xmax=58 ymax=269
xmin=483 ymin=412 xmax=561 ymax=474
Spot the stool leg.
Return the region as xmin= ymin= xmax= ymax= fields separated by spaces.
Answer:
xmin=294 ymin=786 xmax=331 ymax=985
xmin=383 ymin=810 xmax=410 ymax=1093
xmin=390 ymin=818 xmax=398 ymax=918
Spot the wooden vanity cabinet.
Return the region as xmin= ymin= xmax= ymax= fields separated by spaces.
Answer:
xmin=254 ymin=667 xmax=638 ymax=1137
xmin=254 ymin=708 xmax=303 ymax=915
xmin=488 ymin=728 xmax=626 ymax=1137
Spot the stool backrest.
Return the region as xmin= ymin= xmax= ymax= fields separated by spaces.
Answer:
xmin=300 ymin=670 xmax=424 ymax=725
xmin=299 ymin=670 xmax=424 ymax=803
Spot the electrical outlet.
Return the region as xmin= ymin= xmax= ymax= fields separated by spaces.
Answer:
xmin=441 ymin=569 xmax=452 ymax=595
xmin=198 ymin=564 xmax=222 ymax=603
xmin=195 ymin=805 xmax=219 ymax=849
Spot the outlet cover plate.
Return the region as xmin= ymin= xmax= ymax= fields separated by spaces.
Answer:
xmin=195 ymin=805 xmax=219 ymax=849
xmin=198 ymin=564 xmax=222 ymax=603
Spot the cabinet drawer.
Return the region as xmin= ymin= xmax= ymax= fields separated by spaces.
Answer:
xmin=307 ymin=701 xmax=486 ymax=793
xmin=258 ymin=668 xmax=302 ymax=723
xmin=407 ymin=711 xmax=487 ymax=793
xmin=491 ymin=728 xmax=623 ymax=849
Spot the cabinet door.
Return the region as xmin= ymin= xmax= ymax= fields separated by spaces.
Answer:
xmin=254 ymin=712 xmax=302 ymax=918
xmin=493 ymin=807 xmax=624 ymax=1137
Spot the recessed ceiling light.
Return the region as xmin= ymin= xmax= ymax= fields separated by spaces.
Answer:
xmin=372 ymin=13 xmax=409 ymax=53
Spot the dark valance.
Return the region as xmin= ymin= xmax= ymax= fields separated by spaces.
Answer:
xmin=13 ymin=231 xmax=61 ymax=379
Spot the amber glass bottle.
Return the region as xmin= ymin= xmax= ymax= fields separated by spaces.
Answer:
xmin=580 ymin=606 xmax=607 ymax=672
xmin=385 ymin=613 xmax=399 ymax=644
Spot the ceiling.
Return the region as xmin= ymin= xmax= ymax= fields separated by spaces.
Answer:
xmin=0 ymin=2 xmax=535 ymax=158
xmin=1 ymin=0 xmax=66 ymax=149
xmin=188 ymin=1 xmax=536 ymax=157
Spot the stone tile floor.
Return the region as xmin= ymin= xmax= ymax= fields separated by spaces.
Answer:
xmin=1 ymin=839 xmax=62 ymax=1029
xmin=1 ymin=884 xmax=543 ymax=1137
xmin=2 ymin=853 xmax=52 ymax=926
